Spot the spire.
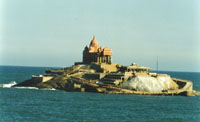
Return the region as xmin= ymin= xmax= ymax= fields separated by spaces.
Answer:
xmin=93 ymin=35 xmax=96 ymax=40
xmin=85 ymin=45 xmax=89 ymax=50
xmin=90 ymin=36 xmax=98 ymax=47
xmin=89 ymin=35 xmax=99 ymax=52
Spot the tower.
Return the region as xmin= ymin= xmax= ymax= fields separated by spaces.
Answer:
xmin=82 ymin=36 xmax=112 ymax=64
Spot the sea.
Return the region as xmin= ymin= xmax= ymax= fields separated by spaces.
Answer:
xmin=0 ymin=66 xmax=200 ymax=122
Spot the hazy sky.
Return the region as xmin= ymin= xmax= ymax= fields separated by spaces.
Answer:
xmin=0 ymin=0 xmax=200 ymax=72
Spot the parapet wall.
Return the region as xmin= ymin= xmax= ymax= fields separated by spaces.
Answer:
xmin=99 ymin=63 xmax=118 ymax=72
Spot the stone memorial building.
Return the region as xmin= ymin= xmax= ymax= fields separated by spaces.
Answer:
xmin=83 ymin=36 xmax=112 ymax=64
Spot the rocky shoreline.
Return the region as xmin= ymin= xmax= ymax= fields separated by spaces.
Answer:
xmin=14 ymin=63 xmax=200 ymax=96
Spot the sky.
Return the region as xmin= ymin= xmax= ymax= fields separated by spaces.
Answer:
xmin=0 ymin=0 xmax=200 ymax=72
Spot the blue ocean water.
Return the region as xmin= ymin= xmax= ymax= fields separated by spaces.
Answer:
xmin=0 ymin=66 xmax=200 ymax=122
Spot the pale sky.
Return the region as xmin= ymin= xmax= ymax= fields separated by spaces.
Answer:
xmin=0 ymin=0 xmax=200 ymax=72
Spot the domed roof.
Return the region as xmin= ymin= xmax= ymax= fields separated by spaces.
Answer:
xmin=89 ymin=36 xmax=99 ymax=52
xmin=89 ymin=36 xmax=98 ymax=47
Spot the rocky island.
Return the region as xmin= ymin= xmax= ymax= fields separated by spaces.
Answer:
xmin=14 ymin=36 xmax=200 ymax=96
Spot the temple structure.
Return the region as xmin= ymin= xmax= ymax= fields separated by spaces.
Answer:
xmin=82 ymin=36 xmax=112 ymax=64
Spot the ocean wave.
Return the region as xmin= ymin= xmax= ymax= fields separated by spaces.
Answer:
xmin=0 ymin=81 xmax=17 ymax=88
xmin=13 ymin=86 xmax=39 ymax=90
xmin=40 ymin=88 xmax=56 ymax=90
xmin=0 ymin=81 xmax=57 ymax=91
xmin=13 ymin=86 xmax=57 ymax=91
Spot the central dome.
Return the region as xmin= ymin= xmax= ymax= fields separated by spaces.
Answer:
xmin=89 ymin=36 xmax=99 ymax=52
xmin=89 ymin=36 xmax=98 ymax=47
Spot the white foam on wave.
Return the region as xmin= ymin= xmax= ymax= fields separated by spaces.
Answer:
xmin=0 ymin=81 xmax=57 ymax=91
xmin=40 ymin=88 xmax=56 ymax=90
xmin=8 ymin=86 xmax=57 ymax=91
xmin=0 ymin=81 xmax=17 ymax=88
xmin=14 ymin=86 xmax=39 ymax=90
xmin=13 ymin=86 xmax=57 ymax=90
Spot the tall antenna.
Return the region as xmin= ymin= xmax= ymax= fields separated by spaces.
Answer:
xmin=156 ymin=56 xmax=159 ymax=73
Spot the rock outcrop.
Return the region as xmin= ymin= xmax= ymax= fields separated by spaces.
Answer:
xmin=14 ymin=63 xmax=200 ymax=96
